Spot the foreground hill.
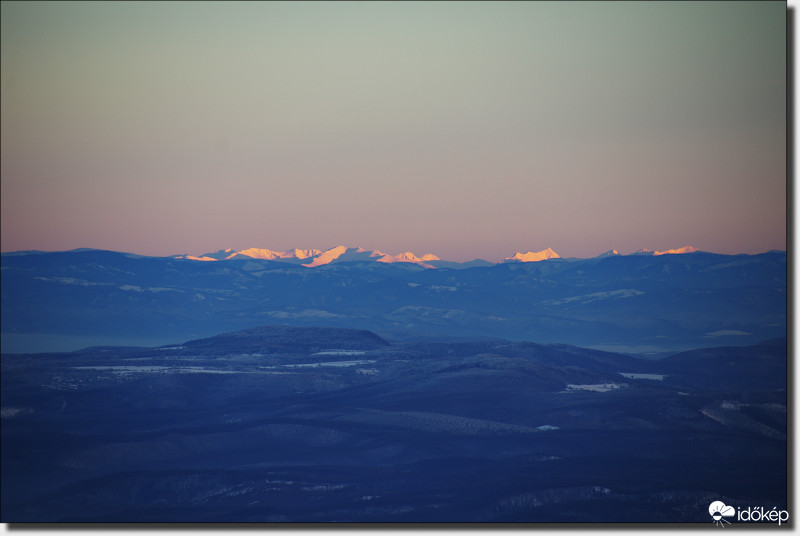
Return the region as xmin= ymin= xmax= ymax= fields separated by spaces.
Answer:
xmin=0 ymin=326 xmax=786 ymax=522
xmin=180 ymin=325 xmax=390 ymax=354
xmin=0 ymin=249 xmax=786 ymax=353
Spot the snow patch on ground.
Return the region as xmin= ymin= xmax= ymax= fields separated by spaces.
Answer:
xmin=266 ymin=360 xmax=376 ymax=369
xmin=312 ymin=350 xmax=367 ymax=356
xmin=544 ymin=289 xmax=644 ymax=306
xmin=620 ymin=373 xmax=666 ymax=380
xmin=34 ymin=277 xmax=176 ymax=293
xmin=73 ymin=366 xmax=244 ymax=375
xmin=563 ymin=383 xmax=626 ymax=393
xmin=536 ymin=425 xmax=560 ymax=431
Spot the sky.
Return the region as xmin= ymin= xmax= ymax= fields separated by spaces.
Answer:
xmin=0 ymin=1 xmax=787 ymax=262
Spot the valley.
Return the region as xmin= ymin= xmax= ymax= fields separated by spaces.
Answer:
xmin=0 ymin=326 xmax=787 ymax=522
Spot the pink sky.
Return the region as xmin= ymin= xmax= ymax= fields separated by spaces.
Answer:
xmin=0 ymin=2 xmax=786 ymax=262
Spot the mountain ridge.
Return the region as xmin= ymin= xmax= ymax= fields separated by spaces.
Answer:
xmin=1 ymin=248 xmax=786 ymax=354
xmin=163 ymin=244 xmax=724 ymax=268
xmin=3 ymin=244 xmax=782 ymax=268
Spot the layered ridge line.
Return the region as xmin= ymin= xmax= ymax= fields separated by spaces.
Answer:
xmin=171 ymin=244 xmax=708 ymax=268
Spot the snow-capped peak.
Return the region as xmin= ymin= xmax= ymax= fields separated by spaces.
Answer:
xmin=505 ymin=248 xmax=560 ymax=263
xmin=302 ymin=245 xmax=349 ymax=267
xmin=235 ymin=248 xmax=282 ymax=260
xmin=653 ymin=245 xmax=699 ymax=256
xmin=288 ymin=248 xmax=323 ymax=260
xmin=178 ymin=249 xmax=240 ymax=260
xmin=177 ymin=246 xmax=445 ymax=268
xmin=376 ymin=251 xmax=440 ymax=268
xmin=175 ymin=244 xmax=704 ymax=268
xmin=632 ymin=246 xmax=699 ymax=256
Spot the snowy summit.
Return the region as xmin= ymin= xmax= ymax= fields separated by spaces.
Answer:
xmin=172 ymin=244 xmax=709 ymax=268
xmin=504 ymin=248 xmax=561 ymax=263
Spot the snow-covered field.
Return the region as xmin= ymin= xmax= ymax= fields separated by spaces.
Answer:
xmin=620 ymin=372 xmax=666 ymax=380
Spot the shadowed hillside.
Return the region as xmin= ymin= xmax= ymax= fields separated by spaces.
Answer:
xmin=1 ymin=326 xmax=786 ymax=522
xmin=0 ymin=250 xmax=786 ymax=353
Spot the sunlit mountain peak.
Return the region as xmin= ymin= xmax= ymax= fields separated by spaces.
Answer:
xmin=653 ymin=245 xmax=699 ymax=255
xmin=235 ymin=248 xmax=282 ymax=260
xmin=289 ymin=248 xmax=323 ymax=259
xmin=596 ymin=249 xmax=620 ymax=258
xmin=376 ymin=251 xmax=439 ymax=268
xmin=230 ymin=248 xmax=325 ymax=261
xmin=380 ymin=251 xmax=421 ymax=263
xmin=505 ymin=248 xmax=560 ymax=262
xmin=302 ymin=245 xmax=348 ymax=267
xmin=175 ymin=244 xmax=705 ymax=268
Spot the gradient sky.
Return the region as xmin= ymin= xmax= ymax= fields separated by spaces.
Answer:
xmin=1 ymin=1 xmax=786 ymax=262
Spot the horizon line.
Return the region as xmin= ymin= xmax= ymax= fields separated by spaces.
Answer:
xmin=0 ymin=245 xmax=788 ymax=265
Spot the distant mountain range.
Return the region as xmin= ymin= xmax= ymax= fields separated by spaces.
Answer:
xmin=1 ymin=247 xmax=786 ymax=354
xmin=171 ymin=244 xmax=715 ymax=268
